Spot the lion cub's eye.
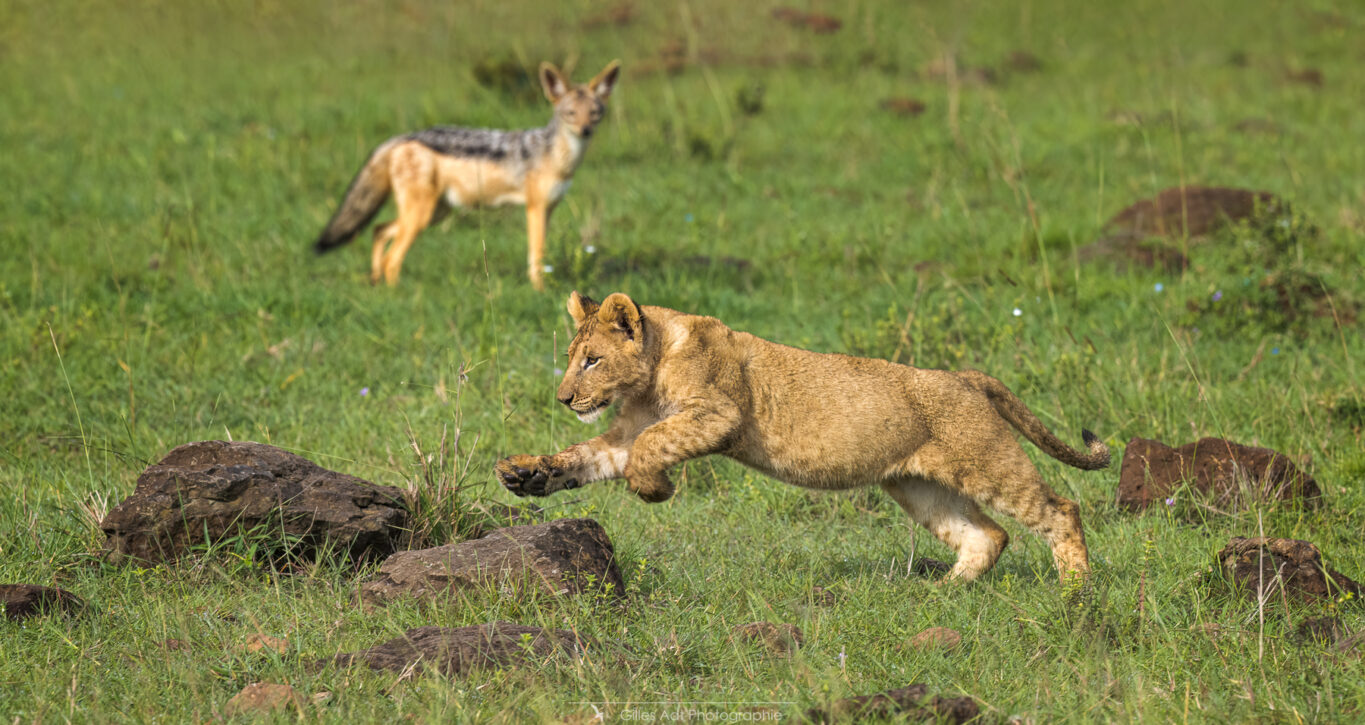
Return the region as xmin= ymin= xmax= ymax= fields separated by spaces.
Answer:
xmin=583 ymin=355 xmax=600 ymax=370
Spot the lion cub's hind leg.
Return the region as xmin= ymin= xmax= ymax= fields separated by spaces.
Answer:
xmin=880 ymin=477 xmax=1010 ymax=582
xmin=957 ymin=442 xmax=1090 ymax=584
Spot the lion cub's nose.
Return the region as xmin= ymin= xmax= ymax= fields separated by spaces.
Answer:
xmin=557 ymin=391 xmax=574 ymax=405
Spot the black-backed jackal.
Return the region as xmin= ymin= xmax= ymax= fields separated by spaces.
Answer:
xmin=314 ymin=60 xmax=621 ymax=289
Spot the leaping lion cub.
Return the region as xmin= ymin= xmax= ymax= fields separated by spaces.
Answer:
xmin=496 ymin=292 xmax=1110 ymax=583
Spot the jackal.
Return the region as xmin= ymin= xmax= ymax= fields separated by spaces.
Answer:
xmin=314 ymin=60 xmax=621 ymax=289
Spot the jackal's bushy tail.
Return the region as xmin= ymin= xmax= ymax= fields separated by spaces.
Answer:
xmin=314 ymin=141 xmax=396 ymax=254
xmin=957 ymin=370 xmax=1111 ymax=470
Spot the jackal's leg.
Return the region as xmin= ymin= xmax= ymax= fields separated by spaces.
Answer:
xmin=496 ymin=434 xmax=631 ymax=498
xmin=525 ymin=201 xmax=554 ymax=291
xmin=381 ymin=188 xmax=440 ymax=286
xmin=370 ymin=222 xmax=396 ymax=285
xmin=880 ymin=476 xmax=1010 ymax=581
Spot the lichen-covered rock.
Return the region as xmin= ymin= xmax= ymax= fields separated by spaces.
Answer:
xmin=1105 ymin=186 xmax=1281 ymax=239
xmin=1 ymin=585 xmax=84 ymax=621
xmin=1215 ymin=537 xmax=1362 ymax=604
xmin=1117 ymin=437 xmax=1320 ymax=512
xmin=322 ymin=622 xmax=584 ymax=676
xmin=359 ymin=518 xmax=623 ymax=607
xmin=101 ymin=441 xmax=409 ymax=565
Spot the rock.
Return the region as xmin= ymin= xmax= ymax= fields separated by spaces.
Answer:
xmin=322 ymin=622 xmax=584 ymax=676
xmin=101 ymin=441 xmax=409 ymax=565
xmin=359 ymin=518 xmax=623 ymax=607
xmin=1 ymin=584 xmax=83 ymax=621
xmin=910 ymin=557 xmax=953 ymax=577
xmin=224 ymin=682 xmax=302 ymax=716
xmin=1104 ymin=186 xmax=1281 ymax=239
xmin=807 ymin=685 xmax=979 ymax=724
xmin=1117 ymin=437 xmax=1321 ymax=512
xmin=905 ymin=627 xmax=962 ymax=652
xmin=732 ymin=621 xmax=803 ymax=655
xmin=1215 ymin=537 xmax=1363 ymax=604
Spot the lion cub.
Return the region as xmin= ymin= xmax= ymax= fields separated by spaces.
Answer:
xmin=496 ymin=292 xmax=1110 ymax=583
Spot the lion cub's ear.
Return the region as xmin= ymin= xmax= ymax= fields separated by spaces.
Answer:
xmin=567 ymin=291 xmax=599 ymax=330
xmin=597 ymin=292 xmax=642 ymax=341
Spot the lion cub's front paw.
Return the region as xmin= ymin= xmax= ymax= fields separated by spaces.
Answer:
xmin=626 ymin=471 xmax=675 ymax=503
xmin=495 ymin=455 xmax=568 ymax=497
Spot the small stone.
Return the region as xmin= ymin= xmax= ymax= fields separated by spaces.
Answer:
xmin=732 ymin=621 xmax=803 ymax=655
xmin=223 ymin=682 xmax=302 ymax=716
xmin=1215 ymin=537 xmax=1362 ymax=604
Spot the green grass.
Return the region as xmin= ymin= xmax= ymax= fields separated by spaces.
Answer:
xmin=2 ymin=0 xmax=1364 ymax=721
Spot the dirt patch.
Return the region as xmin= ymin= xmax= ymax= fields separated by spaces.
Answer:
xmin=880 ymin=97 xmax=927 ymax=117
xmin=772 ymin=8 xmax=842 ymax=34
xmin=359 ymin=518 xmax=624 ymax=607
xmin=903 ymin=627 xmax=962 ymax=653
xmin=1005 ymin=50 xmax=1043 ymax=73
xmin=321 ymin=622 xmax=585 ymax=677
xmin=224 ymin=683 xmax=302 ymax=716
xmin=1116 ymin=437 xmax=1321 ymax=512
xmin=1286 ymin=68 xmax=1324 ymax=88
xmin=807 ymin=685 xmax=979 ymax=724
xmin=580 ymin=1 xmax=634 ymax=29
xmin=100 ymin=441 xmax=409 ymax=565
xmin=810 ymin=586 xmax=837 ymax=606
xmin=1 ymin=584 xmax=83 ymax=621
xmin=1077 ymin=232 xmax=1189 ymax=274
xmin=1295 ymin=616 xmax=1347 ymax=645
xmin=1215 ymin=537 xmax=1362 ymax=605
xmin=732 ymin=621 xmax=803 ymax=655
xmin=1104 ymin=186 xmax=1282 ymax=239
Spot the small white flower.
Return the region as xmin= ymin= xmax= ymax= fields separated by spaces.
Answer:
xmin=1012 ymin=308 xmax=1022 ymax=317
xmin=553 ymin=368 xmax=564 ymax=377
xmin=584 ymin=245 xmax=596 ymax=254
xmin=542 ymin=264 xmax=554 ymax=274
xmin=1154 ymin=282 xmax=1164 ymax=292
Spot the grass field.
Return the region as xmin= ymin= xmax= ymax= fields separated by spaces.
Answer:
xmin=2 ymin=0 xmax=1364 ymax=721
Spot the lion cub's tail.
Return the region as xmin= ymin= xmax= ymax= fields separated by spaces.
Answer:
xmin=956 ymin=370 xmax=1110 ymax=470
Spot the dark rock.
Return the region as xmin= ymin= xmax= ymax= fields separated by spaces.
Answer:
xmin=1 ymin=584 xmax=83 ymax=621
xmin=1104 ymin=186 xmax=1281 ymax=240
xmin=910 ymin=557 xmax=952 ymax=576
xmin=1215 ymin=537 xmax=1362 ymax=604
xmin=807 ymin=685 xmax=979 ymax=724
xmin=359 ymin=518 xmax=623 ymax=607
xmin=322 ymin=622 xmax=584 ymax=676
xmin=100 ymin=441 xmax=408 ymax=565
xmin=1078 ymin=232 xmax=1189 ymax=273
xmin=1117 ymin=437 xmax=1320 ymax=512
xmin=733 ymin=621 xmax=803 ymax=655
xmin=1005 ymin=50 xmax=1043 ymax=73
xmin=1286 ymin=68 xmax=1323 ymax=88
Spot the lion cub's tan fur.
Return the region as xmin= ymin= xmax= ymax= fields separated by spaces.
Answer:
xmin=496 ymin=292 xmax=1110 ymax=582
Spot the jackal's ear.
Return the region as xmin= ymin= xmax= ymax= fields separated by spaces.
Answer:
xmin=540 ymin=62 xmax=569 ymax=102
xmin=589 ymin=60 xmax=621 ymax=100
xmin=597 ymin=292 xmax=642 ymax=341
xmin=567 ymin=291 xmax=599 ymax=329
